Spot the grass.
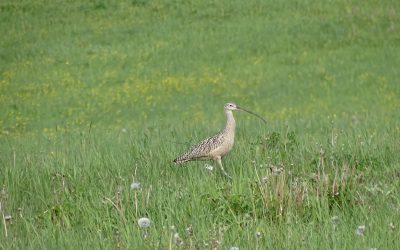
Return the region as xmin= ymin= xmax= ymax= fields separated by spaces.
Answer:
xmin=1 ymin=0 xmax=400 ymax=249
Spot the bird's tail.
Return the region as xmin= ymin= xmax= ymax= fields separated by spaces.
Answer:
xmin=173 ymin=155 xmax=190 ymax=164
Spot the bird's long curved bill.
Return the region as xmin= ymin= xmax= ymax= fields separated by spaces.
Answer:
xmin=237 ymin=106 xmax=267 ymax=124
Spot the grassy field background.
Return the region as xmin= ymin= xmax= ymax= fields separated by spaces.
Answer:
xmin=1 ymin=0 xmax=399 ymax=249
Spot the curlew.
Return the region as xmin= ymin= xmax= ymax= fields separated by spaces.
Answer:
xmin=173 ymin=102 xmax=266 ymax=179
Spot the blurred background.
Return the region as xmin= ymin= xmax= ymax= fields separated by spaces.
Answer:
xmin=1 ymin=0 xmax=399 ymax=136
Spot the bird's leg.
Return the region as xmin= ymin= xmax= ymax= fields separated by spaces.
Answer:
xmin=216 ymin=157 xmax=232 ymax=180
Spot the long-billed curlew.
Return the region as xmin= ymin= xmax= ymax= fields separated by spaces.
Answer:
xmin=173 ymin=102 xmax=266 ymax=179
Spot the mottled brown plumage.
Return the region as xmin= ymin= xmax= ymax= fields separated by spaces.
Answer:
xmin=174 ymin=129 xmax=231 ymax=163
xmin=173 ymin=103 xmax=266 ymax=179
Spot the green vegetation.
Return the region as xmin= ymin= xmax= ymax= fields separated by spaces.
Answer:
xmin=1 ymin=0 xmax=399 ymax=249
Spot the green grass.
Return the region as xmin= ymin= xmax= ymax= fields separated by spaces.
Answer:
xmin=1 ymin=0 xmax=400 ymax=249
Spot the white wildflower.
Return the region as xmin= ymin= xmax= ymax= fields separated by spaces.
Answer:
xmin=174 ymin=232 xmax=183 ymax=245
xmin=205 ymin=164 xmax=214 ymax=172
xmin=230 ymin=246 xmax=239 ymax=250
xmin=270 ymin=165 xmax=284 ymax=175
xmin=186 ymin=224 xmax=193 ymax=237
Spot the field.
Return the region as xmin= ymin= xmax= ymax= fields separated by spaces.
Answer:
xmin=1 ymin=0 xmax=400 ymax=249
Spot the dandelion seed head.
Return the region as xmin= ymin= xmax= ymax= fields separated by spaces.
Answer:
xmin=138 ymin=217 xmax=151 ymax=228
xmin=130 ymin=181 xmax=140 ymax=190
xmin=356 ymin=225 xmax=365 ymax=236
xmin=230 ymin=246 xmax=240 ymax=250
xmin=4 ymin=215 xmax=12 ymax=221
xmin=255 ymin=231 xmax=262 ymax=238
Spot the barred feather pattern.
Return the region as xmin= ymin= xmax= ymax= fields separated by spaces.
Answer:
xmin=173 ymin=130 xmax=226 ymax=164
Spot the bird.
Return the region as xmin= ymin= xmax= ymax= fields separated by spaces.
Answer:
xmin=173 ymin=102 xmax=266 ymax=179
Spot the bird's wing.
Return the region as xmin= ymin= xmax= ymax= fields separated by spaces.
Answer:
xmin=191 ymin=132 xmax=224 ymax=155
xmin=175 ymin=131 xmax=224 ymax=162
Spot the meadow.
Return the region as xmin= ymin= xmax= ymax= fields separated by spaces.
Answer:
xmin=1 ymin=0 xmax=399 ymax=249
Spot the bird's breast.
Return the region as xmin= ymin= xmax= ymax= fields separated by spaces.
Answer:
xmin=209 ymin=133 xmax=235 ymax=158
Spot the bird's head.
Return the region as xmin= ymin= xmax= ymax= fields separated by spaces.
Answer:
xmin=224 ymin=102 xmax=267 ymax=124
xmin=224 ymin=102 xmax=238 ymax=111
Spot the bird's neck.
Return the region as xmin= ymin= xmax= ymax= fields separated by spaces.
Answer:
xmin=224 ymin=110 xmax=236 ymax=133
